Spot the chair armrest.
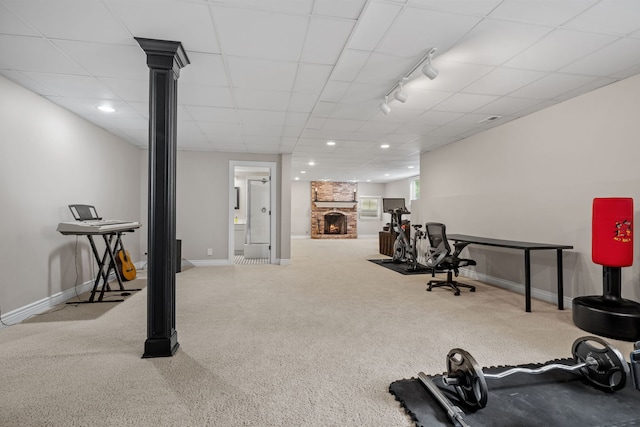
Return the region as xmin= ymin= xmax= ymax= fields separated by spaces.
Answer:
xmin=452 ymin=241 xmax=470 ymax=257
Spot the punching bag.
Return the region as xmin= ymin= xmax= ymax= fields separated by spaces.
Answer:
xmin=573 ymin=197 xmax=640 ymax=342
xmin=592 ymin=197 xmax=633 ymax=267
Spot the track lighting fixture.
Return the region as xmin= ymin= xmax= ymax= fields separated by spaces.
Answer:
xmin=379 ymin=96 xmax=391 ymax=115
xmin=379 ymin=47 xmax=438 ymax=115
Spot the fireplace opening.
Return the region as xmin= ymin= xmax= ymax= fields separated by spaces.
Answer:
xmin=324 ymin=212 xmax=347 ymax=235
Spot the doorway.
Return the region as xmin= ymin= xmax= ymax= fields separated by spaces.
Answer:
xmin=229 ymin=162 xmax=277 ymax=265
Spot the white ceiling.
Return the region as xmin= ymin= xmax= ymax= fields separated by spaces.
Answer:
xmin=2 ymin=0 xmax=640 ymax=183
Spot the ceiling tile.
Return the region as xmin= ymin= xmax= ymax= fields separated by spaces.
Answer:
xmin=184 ymin=106 xmax=238 ymax=123
xmin=289 ymin=92 xmax=320 ymax=113
xmin=301 ymin=17 xmax=355 ymax=65
xmin=23 ymin=72 xmax=119 ymax=99
xmin=0 ymin=35 xmax=87 ymax=75
xmin=347 ymin=1 xmax=402 ymax=51
xmin=294 ymin=63 xmax=334 ymax=95
xmin=313 ymin=0 xmax=366 ymax=19
xmin=561 ymin=37 xmax=640 ymax=77
xmin=210 ymin=0 xmax=313 ymax=15
xmin=197 ymin=122 xmax=242 ymax=135
xmin=411 ymin=62 xmax=493 ymax=93
xmin=239 ymin=110 xmax=287 ymax=126
xmin=474 ymin=96 xmax=548 ymax=116
xmin=52 ymin=40 xmax=147 ymax=79
xmin=0 ymin=3 xmax=39 ymax=36
xmin=358 ymin=121 xmax=403 ymax=134
xmin=234 ymin=88 xmax=291 ymax=111
xmin=227 ymin=57 xmax=298 ymax=91
xmin=242 ymin=125 xmax=285 ymax=137
xmin=213 ymin=6 xmax=307 ymax=61
xmin=509 ymin=73 xmax=598 ymax=99
xmin=4 ymin=0 xmax=133 ymax=44
xmin=319 ymin=81 xmax=350 ymax=102
xmin=390 ymin=89 xmax=452 ymax=110
xmin=445 ymin=19 xmax=553 ymax=67
xmin=179 ymin=85 xmax=234 ymax=107
xmin=330 ymin=49 xmax=371 ymax=82
xmin=376 ymin=6 xmax=482 ymax=58
xmin=355 ymin=52 xmax=417 ymax=85
xmin=433 ymin=93 xmax=499 ymax=112
xmin=322 ymin=118 xmax=366 ymax=131
xmin=285 ymin=112 xmax=311 ymax=126
xmin=99 ymin=77 xmax=148 ymax=102
xmin=489 ymin=0 xmax=597 ymax=26
xmin=563 ymin=0 xmax=640 ymax=34
xmin=180 ymin=52 xmax=228 ymax=87
xmin=504 ymin=29 xmax=618 ymax=72
xmin=463 ymin=67 xmax=547 ymax=96
xmin=108 ymin=0 xmax=220 ymax=53
xmin=405 ymin=0 xmax=503 ymax=16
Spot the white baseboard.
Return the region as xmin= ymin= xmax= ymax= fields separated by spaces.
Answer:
xmin=188 ymin=259 xmax=233 ymax=267
xmin=0 ymin=279 xmax=95 ymax=329
xmin=0 ymin=264 xmax=151 ymax=329
xmin=459 ymin=268 xmax=572 ymax=309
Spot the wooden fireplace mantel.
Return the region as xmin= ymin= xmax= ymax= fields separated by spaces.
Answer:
xmin=313 ymin=201 xmax=357 ymax=209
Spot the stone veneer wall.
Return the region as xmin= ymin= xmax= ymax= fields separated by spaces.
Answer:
xmin=311 ymin=181 xmax=357 ymax=239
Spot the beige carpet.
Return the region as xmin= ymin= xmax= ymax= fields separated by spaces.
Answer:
xmin=0 ymin=237 xmax=634 ymax=426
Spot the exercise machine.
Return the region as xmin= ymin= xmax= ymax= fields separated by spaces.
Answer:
xmin=389 ymin=207 xmax=425 ymax=271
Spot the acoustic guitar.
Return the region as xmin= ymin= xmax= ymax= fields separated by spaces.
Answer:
xmin=116 ymin=249 xmax=137 ymax=281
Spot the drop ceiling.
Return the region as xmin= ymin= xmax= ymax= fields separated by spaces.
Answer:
xmin=2 ymin=0 xmax=640 ymax=183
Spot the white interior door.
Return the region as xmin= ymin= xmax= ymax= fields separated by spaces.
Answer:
xmin=247 ymin=177 xmax=270 ymax=247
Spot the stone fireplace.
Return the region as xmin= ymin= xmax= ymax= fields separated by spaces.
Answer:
xmin=311 ymin=181 xmax=357 ymax=239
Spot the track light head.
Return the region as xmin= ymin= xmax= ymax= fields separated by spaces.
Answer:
xmin=394 ymin=82 xmax=408 ymax=103
xmin=422 ymin=47 xmax=439 ymax=80
xmin=379 ymin=99 xmax=391 ymax=114
xmin=422 ymin=63 xmax=438 ymax=80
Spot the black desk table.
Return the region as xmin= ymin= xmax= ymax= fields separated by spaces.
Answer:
xmin=447 ymin=234 xmax=573 ymax=312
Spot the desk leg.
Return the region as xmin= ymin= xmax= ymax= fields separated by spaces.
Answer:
xmin=524 ymin=249 xmax=531 ymax=312
xmin=556 ymin=249 xmax=564 ymax=310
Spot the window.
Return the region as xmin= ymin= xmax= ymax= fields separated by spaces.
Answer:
xmin=410 ymin=177 xmax=420 ymax=200
xmin=359 ymin=196 xmax=381 ymax=220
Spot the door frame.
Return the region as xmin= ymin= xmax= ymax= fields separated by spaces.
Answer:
xmin=228 ymin=161 xmax=277 ymax=264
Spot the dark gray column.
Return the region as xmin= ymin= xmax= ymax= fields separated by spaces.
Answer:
xmin=135 ymin=37 xmax=189 ymax=358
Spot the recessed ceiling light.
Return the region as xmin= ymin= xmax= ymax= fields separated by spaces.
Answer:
xmin=308 ymin=161 xmax=315 ymax=166
xmin=380 ymin=144 xmax=390 ymax=149
xmin=408 ymin=166 xmax=414 ymax=169
xmin=294 ymin=177 xmax=300 ymax=180
xmin=300 ymin=170 xmax=307 ymax=174
xmin=384 ymin=173 xmax=390 ymax=176
xmin=326 ymin=141 xmax=336 ymax=146
xmin=97 ymin=105 xmax=116 ymax=113
xmin=366 ymin=179 xmax=371 ymax=182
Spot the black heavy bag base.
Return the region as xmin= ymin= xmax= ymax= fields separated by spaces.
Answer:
xmin=573 ymin=266 xmax=640 ymax=342
xmin=573 ymin=296 xmax=640 ymax=342
xmin=390 ymin=359 xmax=640 ymax=427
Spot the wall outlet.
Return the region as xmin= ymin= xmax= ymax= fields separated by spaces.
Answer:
xmin=207 ymin=248 xmax=213 ymax=256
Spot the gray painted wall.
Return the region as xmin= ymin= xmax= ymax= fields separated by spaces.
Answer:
xmin=417 ymin=73 xmax=640 ymax=302
xmin=0 ymin=75 xmax=142 ymax=314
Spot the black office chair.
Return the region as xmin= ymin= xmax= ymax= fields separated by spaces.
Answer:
xmin=424 ymin=222 xmax=477 ymax=296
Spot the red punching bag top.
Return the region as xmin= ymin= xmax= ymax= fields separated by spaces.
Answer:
xmin=592 ymin=197 xmax=633 ymax=267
